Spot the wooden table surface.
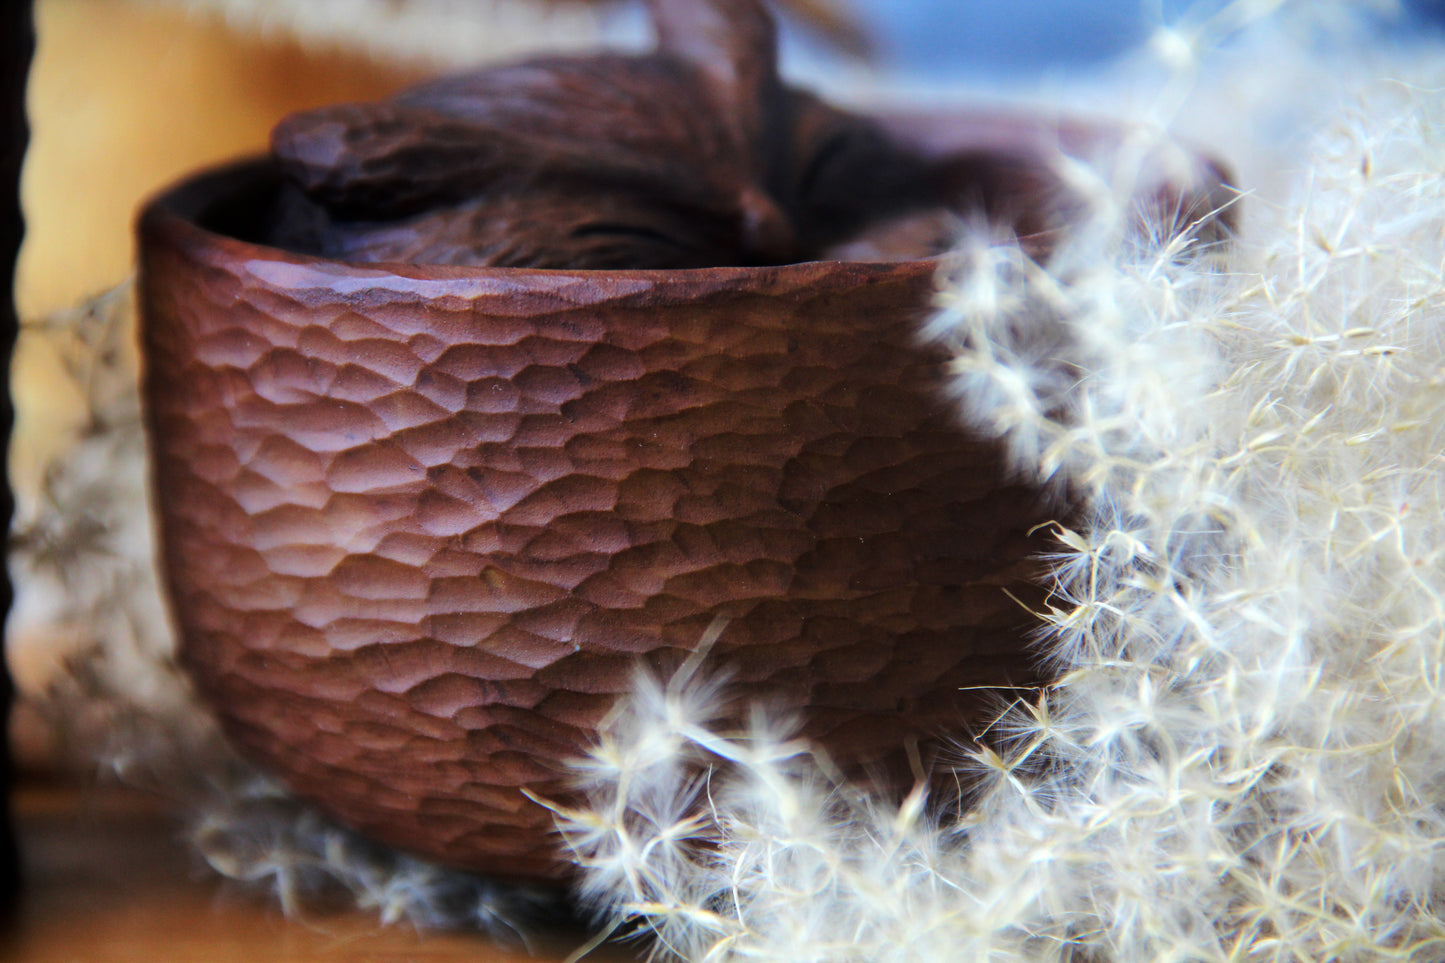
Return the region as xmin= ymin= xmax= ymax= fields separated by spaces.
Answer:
xmin=4 ymin=780 xmax=636 ymax=962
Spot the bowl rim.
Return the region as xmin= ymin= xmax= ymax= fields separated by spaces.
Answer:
xmin=138 ymin=155 xmax=959 ymax=309
xmin=136 ymin=104 xmax=1228 ymax=299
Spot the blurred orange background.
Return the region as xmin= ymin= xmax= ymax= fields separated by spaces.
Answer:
xmin=17 ymin=0 xmax=427 ymax=321
xmin=9 ymin=0 xmax=428 ymax=734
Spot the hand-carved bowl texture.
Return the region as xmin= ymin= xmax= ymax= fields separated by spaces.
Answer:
xmin=138 ymin=112 xmax=1222 ymax=881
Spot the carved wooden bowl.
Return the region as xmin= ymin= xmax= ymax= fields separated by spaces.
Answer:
xmin=138 ymin=111 xmax=1225 ymax=882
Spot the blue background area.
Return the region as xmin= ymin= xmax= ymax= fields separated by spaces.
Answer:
xmin=841 ymin=0 xmax=1161 ymax=78
xmin=774 ymin=0 xmax=1445 ymax=82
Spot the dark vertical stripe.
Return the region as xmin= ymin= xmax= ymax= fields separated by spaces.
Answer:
xmin=0 ymin=0 xmax=36 ymax=913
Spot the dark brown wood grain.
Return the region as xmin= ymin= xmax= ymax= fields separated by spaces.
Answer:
xmin=139 ymin=121 xmax=1229 ymax=881
xmin=141 ymin=166 xmax=1059 ymax=879
xmin=267 ymin=0 xmax=951 ymax=270
xmin=137 ymin=0 xmax=1233 ymax=883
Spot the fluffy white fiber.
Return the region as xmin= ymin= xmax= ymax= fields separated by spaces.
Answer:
xmin=550 ymin=20 xmax=1445 ymax=963
xmin=13 ymin=3 xmax=1445 ymax=960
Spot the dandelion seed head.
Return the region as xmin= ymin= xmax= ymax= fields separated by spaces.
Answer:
xmin=566 ymin=25 xmax=1445 ymax=961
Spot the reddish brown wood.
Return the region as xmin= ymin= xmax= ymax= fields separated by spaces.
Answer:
xmin=137 ymin=0 xmax=1232 ymax=883
xmin=140 ymin=165 xmax=1058 ymax=879
xmin=266 ymin=0 xmax=951 ymax=270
